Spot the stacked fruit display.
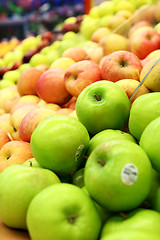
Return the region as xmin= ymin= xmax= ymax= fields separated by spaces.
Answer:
xmin=0 ymin=31 xmax=56 ymax=80
xmin=1 ymin=1 xmax=160 ymax=240
xmin=0 ymin=38 xmax=20 ymax=58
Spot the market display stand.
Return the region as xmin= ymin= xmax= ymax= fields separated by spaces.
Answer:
xmin=0 ymin=219 xmax=30 ymax=240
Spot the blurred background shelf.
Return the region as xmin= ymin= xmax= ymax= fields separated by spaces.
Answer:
xmin=0 ymin=0 xmax=84 ymax=40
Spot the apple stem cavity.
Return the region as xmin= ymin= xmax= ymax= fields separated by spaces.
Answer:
xmin=67 ymin=215 xmax=77 ymax=224
xmin=13 ymin=127 xmax=17 ymax=132
xmin=120 ymin=59 xmax=128 ymax=68
xmin=6 ymin=155 xmax=11 ymax=160
xmin=73 ymin=75 xmax=78 ymax=81
xmin=119 ymin=212 xmax=128 ymax=220
xmin=29 ymin=161 xmax=33 ymax=167
xmin=93 ymin=94 xmax=101 ymax=101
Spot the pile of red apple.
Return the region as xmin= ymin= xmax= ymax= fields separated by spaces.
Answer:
xmin=1 ymin=1 xmax=160 ymax=240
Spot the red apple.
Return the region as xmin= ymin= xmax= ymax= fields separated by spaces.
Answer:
xmin=0 ymin=140 xmax=33 ymax=172
xmin=129 ymin=28 xmax=160 ymax=60
xmin=17 ymin=67 xmax=43 ymax=96
xmin=56 ymin=108 xmax=74 ymax=116
xmin=0 ymin=113 xmax=11 ymax=133
xmin=19 ymin=107 xmax=57 ymax=142
xmin=37 ymin=99 xmax=61 ymax=111
xmin=36 ymin=68 xmax=72 ymax=105
xmin=4 ymin=95 xmax=20 ymax=113
xmin=128 ymin=20 xmax=153 ymax=39
xmin=9 ymin=104 xmax=38 ymax=140
xmin=64 ymin=60 xmax=102 ymax=97
xmin=62 ymin=96 xmax=77 ymax=109
xmin=101 ymin=50 xmax=143 ymax=82
xmin=0 ymin=129 xmax=10 ymax=150
xmin=35 ymin=64 xmax=49 ymax=72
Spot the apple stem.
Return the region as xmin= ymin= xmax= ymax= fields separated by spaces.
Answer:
xmin=80 ymin=154 xmax=88 ymax=160
xmin=29 ymin=161 xmax=33 ymax=167
xmin=94 ymin=94 xmax=101 ymax=101
xmin=97 ymin=160 xmax=106 ymax=167
xmin=119 ymin=212 xmax=128 ymax=220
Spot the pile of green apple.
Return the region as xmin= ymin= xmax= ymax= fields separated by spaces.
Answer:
xmin=1 ymin=1 xmax=160 ymax=240
xmin=1 ymin=77 xmax=160 ymax=239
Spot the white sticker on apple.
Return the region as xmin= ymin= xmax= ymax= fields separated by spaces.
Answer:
xmin=121 ymin=163 xmax=138 ymax=185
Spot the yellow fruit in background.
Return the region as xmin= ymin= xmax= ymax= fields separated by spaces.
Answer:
xmin=50 ymin=57 xmax=75 ymax=70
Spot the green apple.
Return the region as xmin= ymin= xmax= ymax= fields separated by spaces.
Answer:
xmin=23 ymin=157 xmax=41 ymax=168
xmin=140 ymin=116 xmax=160 ymax=172
xmin=62 ymin=31 xmax=77 ymax=41
xmin=12 ymin=50 xmax=23 ymax=62
xmin=40 ymin=46 xmax=51 ymax=55
xmin=3 ymin=51 xmax=15 ymax=66
xmin=101 ymin=208 xmax=160 ymax=238
xmin=3 ymin=69 xmax=20 ymax=83
xmin=129 ymin=0 xmax=151 ymax=9
xmin=30 ymin=115 xmax=90 ymax=176
xmin=115 ymin=1 xmax=135 ymax=13
xmin=63 ymin=16 xmax=76 ymax=24
xmin=98 ymin=1 xmax=115 ymax=17
xmin=129 ymin=92 xmax=160 ymax=141
xmin=98 ymin=15 xmax=114 ymax=28
xmin=71 ymin=167 xmax=85 ymax=188
xmin=80 ymin=16 xmax=99 ymax=40
xmin=0 ymin=58 xmax=5 ymax=67
xmin=87 ymin=129 xmax=136 ymax=156
xmin=58 ymin=39 xmax=76 ymax=55
xmin=18 ymin=63 xmax=31 ymax=73
xmin=152 ymin=186 xmax=160 ymax=213
xmin=50 ymin=40 xmax=61 ymax=51
xmin=21 ymin=36 xmax=38 ymax=53
xmin=46 ymin=49 xmax=60 ymax=66
xmin=100 ymin=229 xmax=160 ymax=240
xmin=76 ymin=80 xmax=130 ymax=136
xmin=89 ymin=6 xmax=100 ymax=19
xmin=0 ymin=79 xmax=15 ymax=89
xmin=26 ymin=183 xmax=102 ymax=240
xmin=0 ymin=164 xmax=60 ymax=230
xmin=146 ymin=169 xmax=160 ymax=208
xmin=82 ymin=186 xmax=113 ymax=225
xmin=30 ymin=53 xmax=48 ymax=67
xmin=84 ymin=139 xmax=152 ymax=212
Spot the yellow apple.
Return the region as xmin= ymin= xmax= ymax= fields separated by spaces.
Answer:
xmin=0 ymin=141 xmax=33 ymax=173
xmin=91 ymin=27 xmax=111 ymax=43
xmin=100 ymin=33 xmax=128 ymax=55
xmin=50 ymin=57 xmax=75 ymax=70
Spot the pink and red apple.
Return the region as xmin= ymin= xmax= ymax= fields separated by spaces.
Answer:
xmin=36 ymin=68 xmax=72 ymax=105
xmin=101 ymin=50 xmax=143 ymax=82
xmin=17 ymin=67 xmax=43 ymax=96
xmin=0 ymin=140 xmax=33 ymax=172
xmin=64 ymin=60 xmax=102 ymax=98
xmin=129 ymin=28 xmax=160 ymax=60
xmin=19 ymin=107 xmax=57 ymax=142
